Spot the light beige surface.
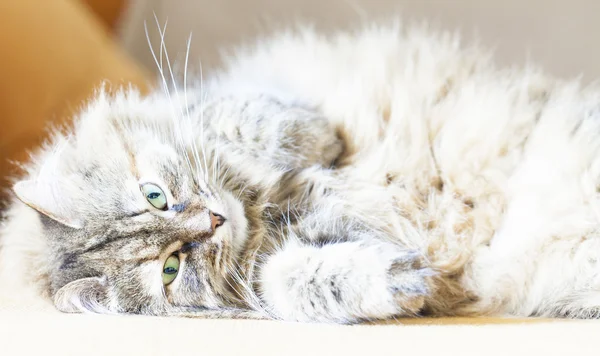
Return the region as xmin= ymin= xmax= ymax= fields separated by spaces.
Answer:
xmin=122 ymin=0 xmax=600 ymax=81
xmin=1 ymin=302 xmax=598 ymax=356
xmin=3 ymin=290 xmax=590 ymax=355
xmin=1 ymin=312 xmax=597 ymax=355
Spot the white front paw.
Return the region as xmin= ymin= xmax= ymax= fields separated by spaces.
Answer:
xmin=385 ymin=250 xmax=433 ymax=315
xmin=346 ymin=244 xmax=432 ymax=319
xmin=259 ymin=241 xmax=432 ymax=323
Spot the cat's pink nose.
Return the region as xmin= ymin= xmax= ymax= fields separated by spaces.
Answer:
xmin=210 ymin=211 xmax=226 ymax=231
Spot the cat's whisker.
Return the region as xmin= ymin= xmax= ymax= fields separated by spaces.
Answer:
xmin=213 ymin=134 xmax=218 ymax=185
xmin=152 ymin=16 xmax=207 ymax=190
xmin=153 ymin=19 xmax=193 ymax=182
xmin=213 ymin=119 xmax=224 ymax=186
xmin=153 ymin=14 xmax=180 ymax=104
xmin=143 ymin=20 xmax=162 ymax=80
xmin=283 ymin=199 xmax=293 ymax=228
xmin=144 ymin=19 xmax=196 ymax=181
xmin=157 ymin=16 xmax=164 ymax=73
xmin=225 ymin=256 xmax=267 ymax=315
xmin=198 ymin=60 xmax=210 ymax=182
xmin=182 ymin=33 xmax=206 ymax=188
xmin=222 ymin=270 xmax=244 ymax=304
xmin=236 ymin=184 xmax=249 ymax=200
xmin=153 ymin=17 xmax=185 ymax=136
xmin=219 ymin=164 xmax=232 ymax=191
xmin=222 ymin=258 xmax=253 ymax=304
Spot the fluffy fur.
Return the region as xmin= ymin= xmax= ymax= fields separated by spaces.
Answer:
xmin=3 ymin=23 xmax=600 ymax=322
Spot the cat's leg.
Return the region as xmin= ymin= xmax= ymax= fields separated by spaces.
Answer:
xmin=206 ymin=95 xmax=343 ymax=171
xmin=258 ymin=240 xmax=432 ymax=323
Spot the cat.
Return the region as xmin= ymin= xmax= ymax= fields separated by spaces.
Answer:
xmin=2 ymin=22 xmax=600 ymax=323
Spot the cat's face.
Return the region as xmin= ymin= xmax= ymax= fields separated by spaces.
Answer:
xmin=13 ymin=89 xmax=248 ymax=314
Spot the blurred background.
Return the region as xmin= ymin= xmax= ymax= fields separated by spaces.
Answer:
xmin=1 ymin=0 xmax=599 ymax=191
xmin=121 ymin=0 xmax=600 ymax=81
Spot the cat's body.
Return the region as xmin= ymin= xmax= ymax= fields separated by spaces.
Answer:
xmin=2 ymin=24 xmax=600 ymax=322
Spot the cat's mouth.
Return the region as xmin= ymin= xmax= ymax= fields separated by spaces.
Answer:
xmin=217 ymin=191 xmax=249 ymax=257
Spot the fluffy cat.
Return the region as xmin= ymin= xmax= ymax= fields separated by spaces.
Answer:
xmin=2 ymin=22 xmax=600 ymax=323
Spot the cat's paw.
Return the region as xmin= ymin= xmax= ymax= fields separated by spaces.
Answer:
xmin=278 ymin=109 xmax=343 ymax=168
xmin=351 ymin=246 xmax=432 ymax=320
xmin=259 ymin=241 xmax=433 ymax=323
xmin=385 ymin=250 xmax=433 ymax=315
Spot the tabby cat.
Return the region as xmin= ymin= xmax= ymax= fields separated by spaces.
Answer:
xmin=3 ymin=23 xmax=600 ymax=323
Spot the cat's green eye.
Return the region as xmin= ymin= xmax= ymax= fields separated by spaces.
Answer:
xmin=141 ymin=183 xmax=167 ymax=210
xmin=162 ymin=254 xmax=180 ymax=285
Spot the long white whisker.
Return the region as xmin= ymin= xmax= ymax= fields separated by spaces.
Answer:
xmin=158 ymin=18 xmax=165 ymax=72
xmin=154 ymin=14 xmax=181 ymax=106
xmin=151 ymin=15 xmax=204 ymax=187
xmin=198 ymin=61 xmax=210 ymax=182
xmin=156 ymin=18 xmax=210 ymax=187
xmin=219 ymin=159 xmax=232 ymax=190
xmin=182 ymin=33 xmax=205 ymax=187
xmin=224 ymin=256 xmax=267 ymax=314
xmin=213 ymin=118 xmax=223 ymax=185
xmin=236 ymin=184 xmax=249 ymax=200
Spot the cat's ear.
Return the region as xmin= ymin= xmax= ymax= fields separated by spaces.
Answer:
xmin=53 ymin=277 xmax=110 ymax=314
xmin=12 ymin=180 xmax=83 ymax=229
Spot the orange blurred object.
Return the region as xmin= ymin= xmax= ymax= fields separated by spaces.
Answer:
xmin=0 ymin=0 xmax=149 ymax=192
xmin=81 ymin=0 xmax=129 ymax=30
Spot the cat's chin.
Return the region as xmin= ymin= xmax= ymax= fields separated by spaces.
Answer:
xmin=219 ymin=190 xmax=249 ymax=256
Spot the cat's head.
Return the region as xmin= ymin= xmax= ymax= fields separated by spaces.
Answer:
xmin=12 ymin=88 xmax=249 ymax=315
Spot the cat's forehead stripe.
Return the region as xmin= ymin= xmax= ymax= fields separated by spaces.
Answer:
xmin=111 ymin=119 xmax=141 ymax=178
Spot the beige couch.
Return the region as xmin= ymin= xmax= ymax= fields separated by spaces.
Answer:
xmin=3 ymin=1 xmax=600 ymax=355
